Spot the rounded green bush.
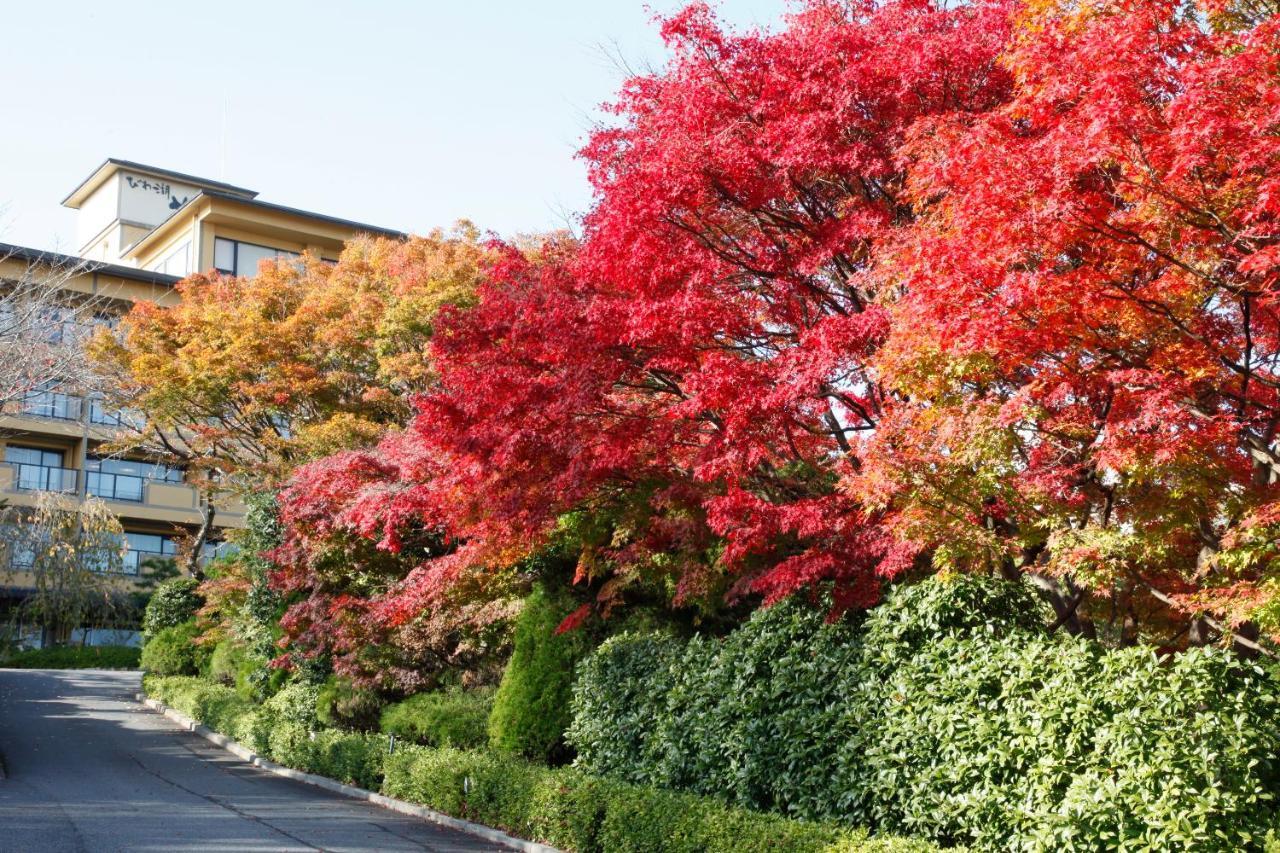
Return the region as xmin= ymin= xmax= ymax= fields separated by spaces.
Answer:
xmin=209 ymin=639 xmax=245 ymax=686
xmin=859 ymin=572 xmax=1045 ymax=663
xmin=380 ymin=688 xmax=493 ymax=749
xmin=264 ymin=681 xmax=321 ymax=728
xmin=142 ymin=578 xmax=204 ymax=641
xmin=316 ymin=675 xmax=383 ymax=732
xmin=140 ymin=620 xmax=208 ymax=676
xmin=488 ymin=585 xmax=593 ymax=763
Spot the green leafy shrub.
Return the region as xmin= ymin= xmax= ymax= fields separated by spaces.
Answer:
xmin=140 ymin=620 xmax=209 ymax=676
xmin=235 ymin=649 xmax=284 ymax=703
xmin=208 ymin=639 xmax=245 ymax=686
xmin=858 ymin=572 xmax=1045 ymax=665
xmin=268 ymin=723 xmax=386 ymax=790
xmin=307 ymin=730 xmax=386 ymax=789
xmin=570 ymin=599 xmax=864 ymax=818
xmin=570 ymin=576 xmax=1280 ymax=850
xmin=316 ymin=675 xmax=383 ymax=731
xmin=144 ymin=675 xmax=926 ymax=852
xmin=264 ymin=681 xmax=320 ymax=728
xmin=488 ymin=585 xmax=593 ymax=762
xmin=381 ymin=748 xmax=935 ymax=853
xmin=380 ymin=688 xmax=493 ymax=749
xmin=143 ymin=675 xmax=258 ymax=736
xmin=566 ymin=633 xmax=682 ymax=784
xmin=0 ymin=644 xmax=139 ymax=669
xmin=851 ymin=636 xmax=1280 ymax=850
xmin=142 ymin=578 xmax=204 ymax=640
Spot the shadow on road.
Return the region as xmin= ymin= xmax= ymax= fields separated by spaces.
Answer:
xmin=0 ymin=668 xmax=504 ymax=852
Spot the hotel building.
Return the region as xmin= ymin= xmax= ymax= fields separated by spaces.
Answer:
xmin=0 ymin=159 xmax=403 ymax=632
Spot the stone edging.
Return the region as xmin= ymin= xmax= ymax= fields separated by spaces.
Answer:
xmin=136 ymin=693 xmax=559 ymax=853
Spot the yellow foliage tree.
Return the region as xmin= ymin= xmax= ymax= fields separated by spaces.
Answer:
xmin=89 ymin=223 xmax=490 ymax=486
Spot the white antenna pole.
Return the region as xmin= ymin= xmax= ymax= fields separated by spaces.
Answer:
xmin=219 ymin=93 xmax=228 ymax=180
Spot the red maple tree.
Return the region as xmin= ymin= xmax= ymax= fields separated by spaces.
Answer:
xmin=272 ymin=0 xmax=1280 ymax=661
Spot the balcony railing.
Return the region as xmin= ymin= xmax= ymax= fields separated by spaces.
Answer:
xmin=4 ymin=391 xmax=140 ymax=429
xmin=86 ymin=471 xmax=145 ymax=502
xmin=89 ymin=401 xmax=144 ymax=428
xmin=17 ymin=391 xmax=83 ymax=421
xmin=10 ymin=463 xmax=78 ymax=494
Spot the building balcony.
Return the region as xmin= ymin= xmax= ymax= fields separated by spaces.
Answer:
xmin=1 ymin=391 xmax=143 ymax=433
xmin=0 ymin=463 xmax=244 ymax=527
xmin=8 ymin=462 xmax=79 ymax=494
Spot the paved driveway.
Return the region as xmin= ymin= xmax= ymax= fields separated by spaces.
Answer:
xmin=0 ymin=668 xmax=506 ymax=852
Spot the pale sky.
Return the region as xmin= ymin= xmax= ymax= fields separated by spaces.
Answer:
xmin=1 ymin=0 xmax=788 ymax=254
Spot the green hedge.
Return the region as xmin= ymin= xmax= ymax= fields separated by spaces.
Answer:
xmin=143 ymin=675 xmax=925 ymax=852
xmin=569 ymin=577 xmax=1280 ymax=851
xmin=570 ymin=601 xmax=867 ymax=819
xmin=381 ymin=688 xmax=493 ymax=749
xmin=0 ymin=644 xmax=140 ymax=669
xmin=382 ymin=748 xmax=935 ymax=852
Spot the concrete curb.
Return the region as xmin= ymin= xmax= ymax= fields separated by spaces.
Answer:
xmin=136 ymin=693 xmax=559 ymax=853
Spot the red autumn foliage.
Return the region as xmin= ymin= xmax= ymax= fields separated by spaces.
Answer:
xmin=272 ymin=0 xmax=1280 ymax=666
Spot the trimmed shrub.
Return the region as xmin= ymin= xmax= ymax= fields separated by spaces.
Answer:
xmin=566 ymin=633 xmax=682 ymax=784
xmin=569 ymin=576 xmax=1280 ymax=850
xmin=381 ymin=748 xmax=936 ymax=853
xmin=145 ymin=675 xmax=383 ymax=787
xmin=380 ymin=688 xmax=493 ymax=749
xmin=140 ymin=620 xmax=208 ymax=676
xmin=268 ymin=723 xmax=386 ymax=790
xmin=0 ymin=644 xmax=139 ymax=669
xmin=850 ymin=635 xmax=1280 ymax=851
xmin=143 ymin=675 xmax=928 ymax=852
xmin=488 ymin=585 xmax=593 ymax=762
xmin=316 ymin=675 xmax=383 ymax=732
xmin=142 ymin=578 xmax=204 ymax=640
xmin=208 ymin=639 xmax=245 ymax=686
xmin=143 ymin=675 xmax=258 ymax=737
xmin=264 ymin=681 xmax=321 ymax=728
xmin=570 ymin=599 xmax=864 ymax=819
xmin=858 ymin=572 xmax=1045 ymax=665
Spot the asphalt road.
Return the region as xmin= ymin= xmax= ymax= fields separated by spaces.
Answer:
xmin=0 ymin=668 xmax=508 ymax=852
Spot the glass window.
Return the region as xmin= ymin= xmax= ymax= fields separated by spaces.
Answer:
xmin=5 ymin=445 xmax=63 ymax=468
xmin=202 ymin=539 xmax=238 ymax=562
xmin=214 ymin=238 xmax=235 ymax=273
xmin=85 ymin=456 xmax=183 ymax=502
xmin=213 ymin=237 xmax=300 ymax=277
xmin=120 ymin=531 xmax=178 ymax=575
xmin=20 ymin=382 xmax=81 ymax=420
xmin=157 ymin=241 xmax=190 ymax=277
xmin=235 ymin=242 xmax=278 ymax=276
xmin=86 ymin=456 xmax=183 ymax=483
xmin=5 ymin=445 xmax=74 ymax=492
xmin=88 ymin=399 xmax=144 ymax=428
xmin=1 ymin=523 xmax=39 ymax=569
